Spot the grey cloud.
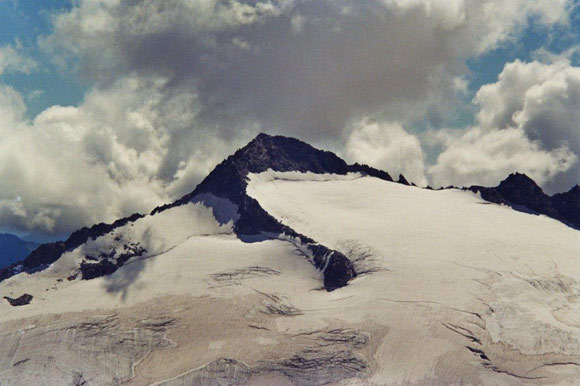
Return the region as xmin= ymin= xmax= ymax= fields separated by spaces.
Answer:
xmin=43 ymin=0 xmax=574 ymax=146
xmin=0 ymin=0 xmax=574 ymax=235
xmin=0 ymin=77 xmax=243 ymax=235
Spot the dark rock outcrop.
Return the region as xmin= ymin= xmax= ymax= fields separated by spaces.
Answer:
xmin=348 ymin=163 xmax=393 ymax=182
xmin=80 ymin=260 xmax=119 ymax=281
xmin=469 ymin=173 xmax=579 ymax=229
xmin=552 ymin=184 xmax=580 ymax=228
xmin=397 ymin=174 xmax=410 ymax=186
xmin=4 ymin=293 xmax=33 ymax=306
xmin=0 ymin=213 xmax=144 ymax=283
xmin=79 ymin=243 xmax=147 ymax=281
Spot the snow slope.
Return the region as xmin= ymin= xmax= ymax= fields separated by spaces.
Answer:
xmin=0 ymin=201 xmax=332 ymax=385
xmin=247 ymin=171 xmax=580 ymax=384
xmin=0 ymin=168 xmax=578 ymax=385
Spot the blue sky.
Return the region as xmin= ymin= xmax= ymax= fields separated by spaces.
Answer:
xmin=0 ymin=0 xmax=578 ymax=240
xmin=469 ymin=9 xmax=580 ymax=88
xmin=0 ymin=0 xmax=86 ymax=118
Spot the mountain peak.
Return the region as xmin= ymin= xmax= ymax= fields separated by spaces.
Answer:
xmin=500 ymin=172 xmax=539 ymax=187
xmin=469 ymin=171 xmax=580 ymax=229
xmin=150 ymin=133 xmax=359 ymax=289
xmin=497 ymin=172 xmax=544 ymax=199
xmin=237 ymin=133 xmax=349 ymax=175
xmin=5 ymin=135 xmax=576 ymax=290
xmin=397 ymin=174 xmax=410 ymax=186
xmin=152 ymin=132 xmax=397 ymax=288
xmin=160 ymin=133 xmax=394 ymax=216
xmin=568 ymin=184 xmax=580 ymax=194
xmin=155 ymin=133 xmax=351 ymax=211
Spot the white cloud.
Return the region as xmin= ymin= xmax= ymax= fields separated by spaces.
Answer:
xmin=429 ymin=59 xmax=580 ymax=192
xmin=345 ymin=120 xmax=428 ymax=186
xmin=0 ymin=76 xmax=248 ymax=235
xmin=427 ymin=127 xmax=576 ymax=188
xmin=463 ymin=0 xmax=571 ymax=53
xmin=475 ymin=60 xmax=570 ymax=130
xmin=0 ymin=44 xmax=37 ymax=76
xmin=381 ymin=0 xmax=571 ymax=52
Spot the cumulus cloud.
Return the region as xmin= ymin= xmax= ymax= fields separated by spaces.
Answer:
xmin=42 ymin=0 xmax=454 ymax=140
xmin=0 ymin=0 xmax=576 ymax=235
xmin=429 ymin=59 xmax=580 ymax=192
xmin=345 ymin=120 xmax=428 ymax=185
xmin=382 ymin=0 xmax=571 ymax=53
xmin=427 ymin=127 xmax=576 ymax=188
xmin=0 ymin=76 xmax=248 ymax=235
xmin=42 ymin=0 xmax=573 ymax=140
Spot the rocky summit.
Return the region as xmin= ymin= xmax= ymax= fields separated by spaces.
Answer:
xmin=469 ymin=172 xmax=580 ymax=229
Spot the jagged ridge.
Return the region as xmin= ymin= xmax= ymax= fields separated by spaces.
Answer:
xmin=0 ymin=214 xmax=144 ymax=282
xmin=469 ymin=173 xmax=580 ymax=230
xmin=0 ymin=134 xmax=394 ymax=290
xmin=1 ymin=134 xmax=577 ymax=289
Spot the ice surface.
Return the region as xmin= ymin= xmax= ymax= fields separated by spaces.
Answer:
xmin=0 ymin=172 xmax=578 ymax=385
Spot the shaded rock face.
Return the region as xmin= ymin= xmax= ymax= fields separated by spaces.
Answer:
xmin=80 ymin=260 xmax=119 ymax=281
xmin=3 ymin=293 xmax=33 ymax=306
xmin=469 ymin=173 xmax=580 ymax=229
xmin=347 ymin=163 xmax=393 ymax=182
xmin=397 ymin=174 xmax=410 ymax=186
xmin=553 ymin=185 xmax=580 ymax=228
xmin=80 ymin=243 xmax=147 ymax=280
xmin=0 ymin=213 xmax=144 ymax=283
xmin=151 ymin=133 xmax=373 ymax=290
